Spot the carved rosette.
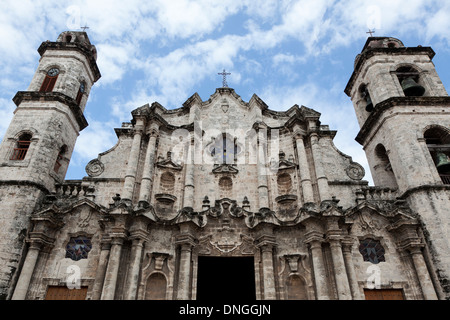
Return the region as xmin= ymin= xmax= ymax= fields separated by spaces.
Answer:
xmin=85 ymin=159 xmax=105 ymax=177
xmin=346 ymin=162 xmax=365 ymax=180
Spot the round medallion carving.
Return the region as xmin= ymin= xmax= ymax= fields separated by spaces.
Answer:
xmin=346 ymin=162 xmax=365 ymax=180
xmin=85 ymin=159 xmax=105 ymax=177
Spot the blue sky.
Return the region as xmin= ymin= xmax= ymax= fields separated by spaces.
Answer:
xmin=1 ymin=0 xmax=450 ymax=185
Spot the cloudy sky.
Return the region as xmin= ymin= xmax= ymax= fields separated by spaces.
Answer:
xmin=1 ymin=0 xmax=450 ymax=184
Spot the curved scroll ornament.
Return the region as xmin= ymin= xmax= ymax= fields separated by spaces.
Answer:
xmin=85 ymin=159 xmax=105 ymax=177
xmin=346 ymin=162 xmax=365 ymax=180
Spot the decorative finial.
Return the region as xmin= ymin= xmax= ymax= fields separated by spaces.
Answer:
xmin=81 ymin=25 xmax=90 ymax=32
xmin=218 ymin=69 xmax=231 ymax=87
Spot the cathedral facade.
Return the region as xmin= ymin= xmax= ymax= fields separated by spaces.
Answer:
xmin=0 ymin=31 xmax=449 ymax=300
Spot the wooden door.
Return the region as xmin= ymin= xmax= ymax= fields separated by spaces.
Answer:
xmin=364 ymin=289 xmax=404 ymax=300
xmin=45 ymin=286 xmax=88 ymax=300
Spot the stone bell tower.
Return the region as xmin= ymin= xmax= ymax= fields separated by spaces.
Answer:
xmin=345 ymin=37 xmax=450 ymax=298
xmin=0 ymin=31 xmax=100 ymax=299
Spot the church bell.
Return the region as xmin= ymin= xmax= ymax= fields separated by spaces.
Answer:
xmin=401 ymin=77 xmax=425 ymax=97
xmin=364 ymin=89 xmax=374 ymax=112
xmin=435 ymin=151 xmax=450 ymax=174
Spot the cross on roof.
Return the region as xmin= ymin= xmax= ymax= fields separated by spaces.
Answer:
xmin=366 ymin=29 xmax=375 ymax=37
xmin=81 ymin=25 xmax=90 ymax=32
xmin=218 ymin=69 xmax=231 ymax=87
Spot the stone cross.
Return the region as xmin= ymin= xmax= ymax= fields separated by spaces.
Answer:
xmin=218 ymin=69 xmax=231 ymax=87
xmin=81 ymin=25 xmax=90 ymax=32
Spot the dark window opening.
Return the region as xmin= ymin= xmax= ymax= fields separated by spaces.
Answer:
xmin=76 ymin=82 xmax=86 ymax=105
xmin=10 ymin=133 xmax=32 ymax=160
xmin=360 ymin=84 xmax=373 ymax=112
xmin=54 ymin=145 xmax=67 ymax=173
xmin=425 ymin=127 xmax=450 ymax=183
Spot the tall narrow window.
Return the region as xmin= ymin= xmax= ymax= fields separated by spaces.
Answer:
xmin=54 ymin=145 xmax=67 ymax=173
xmin=210 ymin=134 xmax=241 ymax=164
xmin=39 ymin=68 xmax=59 ymax=92
xmin=10 ymin=133 xmax=32 ymax=160
xmin=374 ymin=144 xmax=398 ymax=189
xmin=76 ymin=82 xmax=86 ymax=106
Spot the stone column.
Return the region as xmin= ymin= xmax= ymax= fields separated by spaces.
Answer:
xmin=305 ymin=236 xmax=329 ymax=300
xmin=328 ymin=239 xmax=352 ymax=300
xmin=257 ymin=127 xmax=270 ymax=209
xmin=409 ymin=246 xmax=438 ymax=300
xmin=11 ymin=241 xmax=42 ymax=300
xmin=294 ymin=134 xmax=314 ymax=203
xmin=183 ymin=138 xmax=195 ymax=208
xmin=124 ymin=238 xmax=145 ymax=300
xmin=309 ymin=133 xmax=330 ymax=202
xmin=123 ymin=120 xmax=145 ymax=201
xmin=139 ymin=128 xmax=159 ymax=204
xmin=91 ymin=241 xmax=111 ymax=300
xmin=259 ymin=243 xmax=277 ymax=300
xmin=342 ymin=241 xmax=364 ymax=300
xmin=101 ymin=237 xmax=124 ymax=300
xmin=176 ymin=242 xmax=194 ymax=300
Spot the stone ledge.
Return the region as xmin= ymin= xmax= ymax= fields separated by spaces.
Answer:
xmin=12 ymin=91 xmax=88 ymax=131
xmin=355 ymin=96 xmax=450 ymax=144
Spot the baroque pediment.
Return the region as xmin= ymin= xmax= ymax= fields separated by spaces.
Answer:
xmin=212 ymin=164 xmax=239 ymax=174
xmin=156 ymin=151 xmax=183 ymax=170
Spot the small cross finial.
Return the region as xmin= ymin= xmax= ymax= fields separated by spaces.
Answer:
xmin=218 ymin=69 xmax=231 ymax=87
xmin=81 ymin=25 xmax=90 ymax=32
xmin=366 ymin=29 xmax=375 ymax=37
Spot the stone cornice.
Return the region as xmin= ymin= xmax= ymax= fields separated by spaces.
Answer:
xmin=355 ymin=96 xmax=450 ymax=145
xmin=0 ymin=180 xmax=50 ymax=194
xmin=13 ymin=91 xmax=89 ymax=131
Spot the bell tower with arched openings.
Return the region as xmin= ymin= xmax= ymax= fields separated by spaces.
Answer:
xmin=345 ymin=36 xmax=450 ymax=297
xmin=0 ymin=31 xmax=100 ymax=299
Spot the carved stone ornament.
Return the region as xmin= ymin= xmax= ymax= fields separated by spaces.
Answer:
xmin=85 ymin=159 xmax=105 ymax=177
xmin=345 ymin=162 xmax=365 ymax=180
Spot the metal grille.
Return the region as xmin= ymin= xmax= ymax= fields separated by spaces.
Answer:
xmin=10 ymin=141 xmax=31 ymax=160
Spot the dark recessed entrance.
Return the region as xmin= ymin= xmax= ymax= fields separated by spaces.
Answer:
xmin=196 ymin=256 xmax=256 ymax=301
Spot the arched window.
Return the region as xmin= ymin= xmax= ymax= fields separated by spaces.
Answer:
xmin=210 ymin=134 xmax=241 ymax=164
xmin=10 ymin=133 xmax=32 ymax=160
xmin=76 ymin=81 xmax=86 ymax=106
xmin=359 ymin=84 xmax=373 ymax=112
xmin=396 ymin=66 xmax=425 ymax=97
xmin=374 ymin=144 xmax=398 ymax=189
xmin=54 ymin=145 xmax=67 ymax=173
xmin=160 ymin=172 xmax=175 ymax=193
xmin=424 ymin=127 xmax=450 ymax=183
xmin=40 ymin=68 xmax=59 ymax=92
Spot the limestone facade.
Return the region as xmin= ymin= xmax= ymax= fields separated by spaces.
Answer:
xmin=0 ymin=33 xmax=448 ymax=300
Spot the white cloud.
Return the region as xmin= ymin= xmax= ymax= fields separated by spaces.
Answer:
xmin=72 ymin=118 xmax=117 ymax=164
